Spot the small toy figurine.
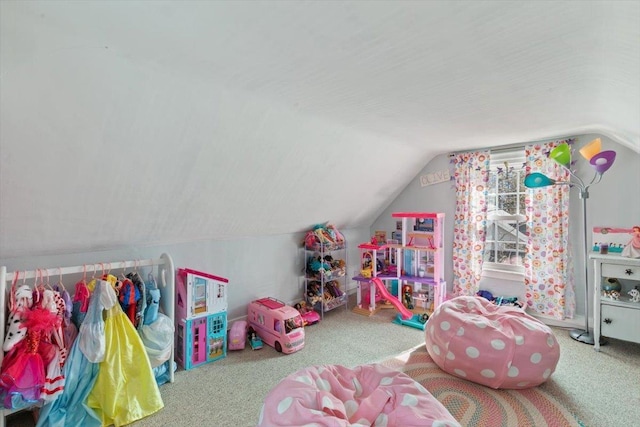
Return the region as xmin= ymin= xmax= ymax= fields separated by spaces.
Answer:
xmin=402 ymin=285 xmax=414 ymax=310
xmin=628 ymin=288 xmax=640 ymax=303
xmin=247 ymin=326 xmax=263 ymax=350
xmin=621 ymin=226 xmax=640 ymax=258
xmin=603 ymin=290 xmax=620 ymax=300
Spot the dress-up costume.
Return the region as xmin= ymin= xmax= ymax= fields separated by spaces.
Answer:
xmin=3 ymin=282 xmax=33 ymax=352
xmin=118 ymin=278 xmax=140 ymax=326
xmin=36 ymin=277 xmax=113 ymax=427
xmin=143 ymin=276 xmax=160 ymax=326
xmin=86 ymin=280 xmax=164 ymax=426
xmin=126 ymin=271 xmax=146 ymax=330
xmin=36 ymin=289 xmax=67 ymax=403
xmin=71 ymin=280 xmax=91 ymax=329
xmin=0 ymin=305 xmax=60 ymax=409
xmin=35 ymin=337 xmax=102 ymax=427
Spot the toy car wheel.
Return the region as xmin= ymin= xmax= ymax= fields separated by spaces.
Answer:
xmin=275 ymin=341 xmax=282 ymax=353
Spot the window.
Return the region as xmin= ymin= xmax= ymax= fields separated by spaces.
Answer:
xmin=484 ymin=149 xmax=527 ymax=268
xmin=451 ymin=142 xmax=572 ymax=317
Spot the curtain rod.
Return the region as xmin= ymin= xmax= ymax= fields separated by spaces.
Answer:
xmin=449 ymin=137 xmax=576 ymax=157
xmin=448 ymin=142 xmax=524 ymax=157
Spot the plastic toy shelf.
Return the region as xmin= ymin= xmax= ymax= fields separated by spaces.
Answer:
xmin=303 ymin=241 xmax=348 ymax=318
xmin=323 ymin=294 xmax=348 ymax=311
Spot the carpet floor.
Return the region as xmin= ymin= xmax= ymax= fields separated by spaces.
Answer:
xmin=6 ymin=302 xmax=640 ymax=426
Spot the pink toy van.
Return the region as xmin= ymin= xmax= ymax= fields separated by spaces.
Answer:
xmin=247 ymin=298 xmax=305 ymax=354
xmin=228 ymin=320 xmax=247 ymax=351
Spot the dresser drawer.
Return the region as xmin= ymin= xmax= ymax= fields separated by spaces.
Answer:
xmin=601 ymin=305 xmax=640 ymax=343
xmin=601 ymin=263 xmax=640 ymax=280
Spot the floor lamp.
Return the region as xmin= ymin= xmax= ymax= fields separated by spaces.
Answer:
xmin=524 ymin=138 xmax=616 ymax=345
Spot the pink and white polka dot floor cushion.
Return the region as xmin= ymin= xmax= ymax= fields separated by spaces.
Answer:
xmin=258 ymin=364 xmax=461 ymax=427
xmin=425 ymin=296 xmax=560 ymax=390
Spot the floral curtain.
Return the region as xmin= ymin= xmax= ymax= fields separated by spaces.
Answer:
xmin=451 ymin=150 xmax=490 ymax=296
xmin=524 ymin=141 xmax=575 ymax=319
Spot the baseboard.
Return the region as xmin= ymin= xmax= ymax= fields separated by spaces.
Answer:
xmin=528 ymin=311 xmax=585 ymax=329
xmin=229 ymin=296 xmax=587 ymax=332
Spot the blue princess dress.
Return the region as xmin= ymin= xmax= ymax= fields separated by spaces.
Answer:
xmin=36 ymin=281 xmax=104 ymax=427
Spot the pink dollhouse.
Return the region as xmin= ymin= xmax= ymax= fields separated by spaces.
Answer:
xmin=353 ymin=212 xmax=445 ymax=318
xmin=175 ymin=268 xmax=229 ymax=370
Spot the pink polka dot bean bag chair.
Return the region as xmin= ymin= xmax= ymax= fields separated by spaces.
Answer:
xmin=425 ymin=296 xmax=559 ymax=389
xmin=258 ymin=364 xmax=460 ymax=427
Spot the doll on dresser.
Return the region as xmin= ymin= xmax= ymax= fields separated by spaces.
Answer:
xmin=621 ymin=225 xmax=640 ymax=258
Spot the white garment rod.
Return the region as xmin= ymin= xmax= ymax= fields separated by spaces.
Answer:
xmin=2 ymin=258 xmax=168 ymax=282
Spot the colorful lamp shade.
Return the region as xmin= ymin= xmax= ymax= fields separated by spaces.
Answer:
xmin=549 ymin=143 xmax=571 ymax=166
xmin=579 ymin=138 xmax=602 ymax=160
xmin=524 ymin=172 xmax=556 ymax=188
xmin=589 ymin=150 xmax=616 ymax=174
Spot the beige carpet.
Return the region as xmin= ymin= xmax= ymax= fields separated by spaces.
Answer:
xmin=7 ymin=303 xmax=640 ymax=426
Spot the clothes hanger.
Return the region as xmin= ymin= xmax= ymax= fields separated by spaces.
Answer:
xmin=148 ymin=271 xmax=158 ymax=289
xmin=75 ymin=265 xmax=88 ymax=291
xmin=55 ymin=267 xmax=66 ymax=292
xmin=33 ymin=268 xmax=42 ymax=304
xmin=87 ymin=263 xmax=99 ymax=292
xmin=120 ymin=261 xmax=128 ymax=281
xmin=40 ymin=268 xmax=58 ymax=313
xmin=8 ymin=270 xmax=20 ymax=312
xmin=44 ymin=268 xmax=54 ymax=291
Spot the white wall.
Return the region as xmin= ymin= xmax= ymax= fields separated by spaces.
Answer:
xmin=370 ymin=134 xmax=640 ymax=321
xmin=0 ymin=227 xmax=370 ymax=321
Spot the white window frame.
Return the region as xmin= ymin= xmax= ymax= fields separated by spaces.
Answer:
xmin=484 ymin=148 xmax=527 ymax=273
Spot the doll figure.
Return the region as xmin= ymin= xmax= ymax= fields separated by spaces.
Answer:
xmin=621 ymin=226 xmax=640 ymax=258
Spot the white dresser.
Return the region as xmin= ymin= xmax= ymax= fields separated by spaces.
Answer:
xmin=591 ymin=254 xmax=640 ymax=351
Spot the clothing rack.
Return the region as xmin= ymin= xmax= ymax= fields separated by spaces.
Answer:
xmin=0 ymin=253 xmax=175 ymax=426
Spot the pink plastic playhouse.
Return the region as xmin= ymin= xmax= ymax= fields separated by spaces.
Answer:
xmin=175 ymin=268 xmax=229 ymax=370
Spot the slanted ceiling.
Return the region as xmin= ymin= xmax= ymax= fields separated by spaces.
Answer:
xmin=1 ymin=1 xmax=639 ymax=259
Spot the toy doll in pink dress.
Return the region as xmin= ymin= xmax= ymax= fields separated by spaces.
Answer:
xmin=622 ymin=226 xmax=640 ymax=258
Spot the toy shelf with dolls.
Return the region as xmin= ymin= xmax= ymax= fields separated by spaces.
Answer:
xmin=302 ymin=224 xmax=348 ymax=319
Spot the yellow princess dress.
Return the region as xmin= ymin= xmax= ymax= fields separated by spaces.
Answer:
xmin=86 ymin=280 xmax=163 ymax=426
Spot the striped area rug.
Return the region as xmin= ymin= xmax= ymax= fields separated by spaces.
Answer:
xmin=380 ymin=345 xmax=582 ymax=427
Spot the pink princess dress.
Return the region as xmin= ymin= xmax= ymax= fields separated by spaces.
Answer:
xmin=0 ymin=306 xmax=60 ymax=409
